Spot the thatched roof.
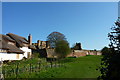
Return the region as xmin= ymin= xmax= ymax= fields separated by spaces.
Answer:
xmin=0 ymin=34 xmax=24 ymax=53
xmin=7 ymin=33 xmax=29 ymax=47
xmin=0 ymin=34 xmax=14 ymax=42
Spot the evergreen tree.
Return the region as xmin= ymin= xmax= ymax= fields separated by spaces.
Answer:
xmin=99 ymin=18 xmax=120 ymax=79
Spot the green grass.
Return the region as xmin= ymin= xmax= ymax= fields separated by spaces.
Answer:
xmin=3 ymin=55 xmax=102 ymax=78
xmin=57 ymin=55 xmax=102 ymax=78
xmin=32 ymin=55 xmax=102 ymax=78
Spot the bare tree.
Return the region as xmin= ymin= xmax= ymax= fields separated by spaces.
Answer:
xmin=47 ymin=32 xmax=66 ymax=48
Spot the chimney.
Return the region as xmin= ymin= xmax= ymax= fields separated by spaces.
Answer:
xmin=37 ymin=40 xmax=41 ymax=46
xmin=28 ymin=34 xmax=32 ymax=45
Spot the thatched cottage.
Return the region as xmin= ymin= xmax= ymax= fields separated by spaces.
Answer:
xmin=0 ymin=34 xmax=24 ymax=61
xmin=0 ymin=33 xmax=35 ymax=61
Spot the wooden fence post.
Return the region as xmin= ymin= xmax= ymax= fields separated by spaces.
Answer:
xmin=38 ymin=62 xmax=41 ymax=70
xmin=32 ymin=65 xmax=34 ymax=72
xmin=12 ymin=68 xmax=14 ymax=76
xmin=2 ymin=69 xmax=5 ymax=79
xmin=50 ymin=61 xmax=52 ymax=68
xmin=58 ymin=60 xmax=60 ymax=67
xmin=30 ymin=63 xmax=31 ymax=73
xmin=55 ymin=61 xmax=57 ymax=67
xmin=16 ymin=63 xmax=19 ymax=78
xmin=0 ymin=59 xmax=4 ymax=79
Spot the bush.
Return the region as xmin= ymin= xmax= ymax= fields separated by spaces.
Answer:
xmin=32 ymin=52 xmax=40 ymax=58
xmin=55 ymin=40 xmax=71 ymax=59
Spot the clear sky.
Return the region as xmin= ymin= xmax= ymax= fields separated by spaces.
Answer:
xmin=2 ymin=2 xmax=118 ymax=50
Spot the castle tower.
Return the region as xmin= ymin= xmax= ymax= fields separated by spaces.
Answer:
xmin=28 ymin=34 xmax=32 ymax=45
xmin=74 ymin=43 xmax=82 ymax=50
xmin=37 ymin=40 xmax=41 ymax=46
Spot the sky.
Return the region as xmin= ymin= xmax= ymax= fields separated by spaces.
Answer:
xmin=2 ymin=2 xmax=118 ymax=50
xmin=1 ymin=0 xmax=120 ymax=2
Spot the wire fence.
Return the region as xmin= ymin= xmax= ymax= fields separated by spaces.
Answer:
xmin=1 ymin=58 xmax=64 ymax=78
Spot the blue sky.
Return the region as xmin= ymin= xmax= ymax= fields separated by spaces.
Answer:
xmin=2 ymin=2 xmax=118 ymax=50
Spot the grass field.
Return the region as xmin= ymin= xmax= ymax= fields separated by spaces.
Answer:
xmin=57 ymin=55 xmax=102 ymax=78
xmin=3 ymin=55 xmax=102 ymax=78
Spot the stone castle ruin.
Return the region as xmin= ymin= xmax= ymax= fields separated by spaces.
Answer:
xmin=29 ymin=34 xmax=102 ymax=58
xmin=32 ymin=40 xmax=49 ymax=49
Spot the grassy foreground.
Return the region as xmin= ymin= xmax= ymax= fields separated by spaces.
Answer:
xmin=36 ymin=55 xmax=102 ymax=78
xmin=57 ymin=55 xmax=102 ymax=78
xmin=3 ymin=55 xmax=102 ymax=78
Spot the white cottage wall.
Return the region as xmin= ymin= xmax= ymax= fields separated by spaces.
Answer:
xmin=0 ymin=53 xmax=24 ymax=61
xmin=20 ymin=47 xmax=31 ymax=58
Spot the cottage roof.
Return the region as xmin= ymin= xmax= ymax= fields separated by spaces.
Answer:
xmin=1 ymin=34 xmax=15 ymax=42
xmin=7 ymin=33 xmax=29 ymax=47
xmin=0 ymin=34 xmax=24 ymax=53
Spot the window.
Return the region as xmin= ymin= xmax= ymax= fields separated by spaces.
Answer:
xmin=16 ymin=54 xmax=19 ymax=59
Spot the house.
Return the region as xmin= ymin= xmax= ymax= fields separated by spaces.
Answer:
xmin=0 ymin=34 xmax=24 ymax=61
xmin=7 ymin=33 xmax=34 ymax=59
xmin=0 ymin=33 xmax=35 ymax=61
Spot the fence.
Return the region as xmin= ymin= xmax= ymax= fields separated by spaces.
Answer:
xmin=0 ymin=59 xmax=3 ymax=79
xmin=2 ymin=58 xmax=64 ymax=78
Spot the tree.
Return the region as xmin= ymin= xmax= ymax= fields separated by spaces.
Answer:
xmin=99 ymin=18 xmax=120 ymax=79
xmin=55 ymin=40 xmax=71 ymax=58
xmin=47 ymin=31 xmax=71 ymax=58
xmin=101 ymin=46 xmax=111 ymax=55
xmin=47 ymin=32 xmax=66 ymax=48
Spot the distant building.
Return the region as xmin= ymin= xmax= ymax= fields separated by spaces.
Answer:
xmin=68 ymin=42 xmax=102 ymax=57
xmin=32 ymin=40 xmax=61 ymax=58
xmin=32 ymin=40 xmax=49 ymax=49
xmin=73 ymin=43 xmax=82 ymax=50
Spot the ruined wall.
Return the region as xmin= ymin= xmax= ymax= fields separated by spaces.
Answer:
xmin=46 ymin=48 xmax=58 ymax=58
xmin=67 ymin=50 xmax=86 ymax=57
xmin=67 ymin=50 xmax=102 ymax=57
xmin=33 ymin=40 xmax=49 ymax=49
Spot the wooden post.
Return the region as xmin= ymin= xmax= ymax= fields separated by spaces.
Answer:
xmin=58 ymin=59 xmax=60 ymax=67
xmin=62 ymin=60 xmax=64 ymax=67
xmin=55 ymin=61 xmax=56 ymax=67
xmin=16 ymin=63 xmax=19 ymax=78
xmin=3 ymin=70 xmax=5 ymax=79
xmin=31 ymin=65 xmax=33 ymax=72
xmin=0 ymin=59 xmax=3 ymax=79
xmin=12 ymin=68 xmax=14 ymax=75
xmin=50 ymin=61 xmax=52 ymax=68
xmin=59 ymin=60 xmax=61 ymax=67
xmin=38 ymin=62 xmax=41 ymax=70
xmin=30 ymin=63 xmax=31 ymax=73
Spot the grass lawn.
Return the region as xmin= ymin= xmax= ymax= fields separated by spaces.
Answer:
xmin=3 ymin=55 xmax=102 ymax=78
xmin=57 ymin=55 xmax=102 ymax=78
